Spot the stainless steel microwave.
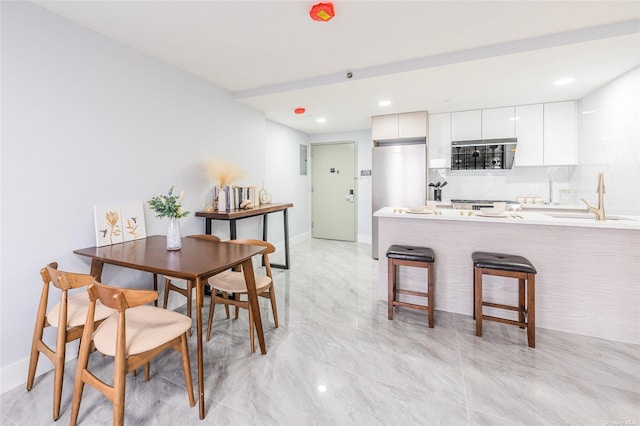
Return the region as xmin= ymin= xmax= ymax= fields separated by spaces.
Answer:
xmin=450 ymin=138 xmax=517 ymax=170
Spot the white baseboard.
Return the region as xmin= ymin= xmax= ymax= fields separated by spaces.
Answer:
xmin=1 ymin=341 xmax=78 ymax=395
xmin=272 ymin=231 xmax=309 ymax=253
xmin=288 ymin=231 xmax=309 ymax=247
xmin=357 ymin=234 xmax=372 ymax=244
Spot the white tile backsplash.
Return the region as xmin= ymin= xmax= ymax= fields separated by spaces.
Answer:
xmin=429 ymin=166 xmax=574 ymax=203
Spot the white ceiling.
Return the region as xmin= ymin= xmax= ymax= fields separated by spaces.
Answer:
xmin=35 ymin=1 xmax=640 ymax=135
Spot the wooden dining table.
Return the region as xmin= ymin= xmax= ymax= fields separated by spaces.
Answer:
xmin=73 ymin=235 xmax=267 ymax=419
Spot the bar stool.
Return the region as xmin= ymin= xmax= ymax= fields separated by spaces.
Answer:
xmin=472 ymin=251 xmax=537 ymax=348
xmin=387 ymin=245 xmax=435 ymax=327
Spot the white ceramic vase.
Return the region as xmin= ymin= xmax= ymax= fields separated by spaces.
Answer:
xmin=259 ymin=187 xmax=272 ymax=205
xmin=166 ymin=217 xmax=182 ymax=250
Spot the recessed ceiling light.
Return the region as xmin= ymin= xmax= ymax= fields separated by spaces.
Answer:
xmin=316 ymin=118 xmax=326 ymax=123
xmin=378 ymin=100 xmax=391 ymax=107
xmin=582 ymin=110 xmax=596 ymax=114
xmin=554 ymin=78 xmax=575 ymax=86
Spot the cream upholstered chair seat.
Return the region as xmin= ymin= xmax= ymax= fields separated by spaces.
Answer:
xmin=205 ymin=239 xmax=278 ymax=353
xmin=93 ymin=305 xmax=191 ymax=356
xmin=46 ymin=291 xmax=114 ymax=328
xmin=207 ymin=271 xmax=272 ymax=294
xmin=70 ymin=279 xmax=195 ymax=426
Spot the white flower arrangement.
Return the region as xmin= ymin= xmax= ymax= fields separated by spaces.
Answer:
xmin=147 ymin=186 xmax=190 ymax=219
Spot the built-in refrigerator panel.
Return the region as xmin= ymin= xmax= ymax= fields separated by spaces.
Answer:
xmin=372 ymin=143 xmax=427 ymax=258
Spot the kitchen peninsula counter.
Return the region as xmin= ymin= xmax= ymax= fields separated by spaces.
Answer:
xmin=374 ymin=207 xmax=640 ymax=230
xmin=374 ymin=207 xmax=640 ymax=344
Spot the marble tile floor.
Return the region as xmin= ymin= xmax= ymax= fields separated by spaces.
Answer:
xmin=2 ymin=237 xmax=639 ymax=425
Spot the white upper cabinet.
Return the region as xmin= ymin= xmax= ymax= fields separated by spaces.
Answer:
xmin=399 ymin=111 xmax=428 ymax=139
xmin=544 ymin=101 xmax=578 ymax=165
xmin=514 ymin=104 xmax=544 ymax=166
xmin=372 ymin=111 xmax=427 ymax=142
xmin=428 ymin=113 xmax=451 ymax=168
xmin=451 ymin=110 xmax=481 ymax=141
xmin=434 ymin=101 xmax=577 ymax=168
xmin=482 ymin=107 xmax=516 ymax=139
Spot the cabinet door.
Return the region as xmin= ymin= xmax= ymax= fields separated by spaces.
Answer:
xmin=482 ymin=107 xmax=515 ymax=139
xmin=544 ymin=101 xmax=578 ymax=165
xmin=428 ymin=113 xmax=451 ymax=168
xmin=372 ymin=114 xmax=398 ymax=141
xmin=514 ymin=104 xmax=543 ymax=166
xmin=451 ymin=110 xmax=481 ymax=141
xmin=399 ymin=111 xmax=428 ymax=139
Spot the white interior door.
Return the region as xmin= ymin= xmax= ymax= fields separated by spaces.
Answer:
xmin=311 ymin=142 xmax=356 ymax=241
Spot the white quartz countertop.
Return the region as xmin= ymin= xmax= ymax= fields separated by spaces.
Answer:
xmin=437 ymin=201 xmax=587 ymax=211
xmin=374 ymin=207 xmax=640 ymax=230
xmin=518 ymin=203 xmax=587 ymax=211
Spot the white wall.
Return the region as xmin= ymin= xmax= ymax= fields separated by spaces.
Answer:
xmin=309 ymin=130 xmax=373 ymax=243
xmin=0 ymin=1 xmax=282 ymax=393
xmin=573 ymin=67 xmax=640 ymax=215
xmin=264 ymin=120 xmax=310 ymax=250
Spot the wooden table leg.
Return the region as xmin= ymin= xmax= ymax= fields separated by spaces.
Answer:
xmin=242 ymin=258 xmax=266 ymax=355
xmin=89 ymin=260 xmax=104 ymax=282
xmin=195 ymin=277 xmax=205 ymax=419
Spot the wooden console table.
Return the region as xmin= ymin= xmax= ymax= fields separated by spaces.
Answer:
xmin=196 ymin=202 xmax=293 ymax=269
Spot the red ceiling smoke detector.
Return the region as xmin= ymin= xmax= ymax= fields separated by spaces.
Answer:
xmin=309 ymin=2 xmax=335 ymax=22
xmin=294 ymin=107 xmax=306 ymax=115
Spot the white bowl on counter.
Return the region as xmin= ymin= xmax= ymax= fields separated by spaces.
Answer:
xmin=407 ymin=206 xmax=428 ymax=213
xmin=479 ymin=207 xmax=506 ymax=216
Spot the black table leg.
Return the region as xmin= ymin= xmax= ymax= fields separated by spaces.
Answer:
xmin=283 ymin=208 xmax=290 ymax=268
xmin=261 ymin=214 xmax=268 ymax=267
xmin=200 ymin=208 xmax=290 ymax=270
xmin=267 ymin=209 xmax=290 ymax=270
xmin=153 ymin=273 xmax=158 ymax=306
xmin=230 ymin=219 xmax=237 ymax=240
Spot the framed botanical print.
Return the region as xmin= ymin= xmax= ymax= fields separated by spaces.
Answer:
xmin=121 ymin=203 xmax=146 ymax=242
xmin=94 ymin=203 xmax=147 ymax=247
xmin=93 ymin=204 xmax=124 ymax=247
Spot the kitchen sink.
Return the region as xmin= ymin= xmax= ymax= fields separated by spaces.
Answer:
xmin=546 ymin=213 xmax=636 ymax=221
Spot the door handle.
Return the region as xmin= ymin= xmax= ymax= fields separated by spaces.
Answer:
xmin=344 ymin=189 xmax=354 ymax=203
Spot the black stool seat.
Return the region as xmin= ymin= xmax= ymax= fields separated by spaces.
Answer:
xmin=386 ymin=245 xmax=435 ymax=263
xmin=472 ymin=252 xmax=536 ymax=274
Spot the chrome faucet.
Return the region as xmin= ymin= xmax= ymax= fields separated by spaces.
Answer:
xmin=581 ymin=172 xmax=606 ymax=221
